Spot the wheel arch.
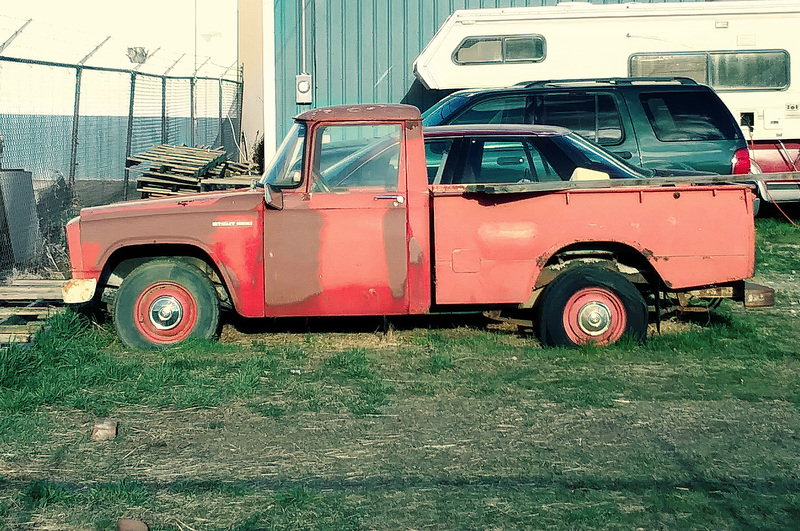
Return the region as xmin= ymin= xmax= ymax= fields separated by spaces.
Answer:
xmin=522 ymin=241 xmax=661 ymax=309
xmin=99 ymin=244 xmax=233 ymax=310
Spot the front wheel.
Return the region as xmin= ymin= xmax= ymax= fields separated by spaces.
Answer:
xmin=113 ymin=260 xmax=220 ymax=349
xmin=536 ymin=267 xmax=647 ymax=348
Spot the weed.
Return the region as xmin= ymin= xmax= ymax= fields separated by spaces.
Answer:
xmin=274 ymin=486 xmax=317 ymax=508
xmin=325 ymin=349 xmax=372 ymax=379
xmin=429 ymin=352 xmax=454 ymax=374
xmin=87 ymin=478 xmax=149 ymax=507
xmin=21 ymin=480 xmax=73 ymax=509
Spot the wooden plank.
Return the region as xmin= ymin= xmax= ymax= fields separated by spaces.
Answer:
xmin=0 ymin=333 xmax=32 ymax=343
xmin=201 ymin=176 xmax=255 ymax=187
xmin=137 ymin=186 xmax=197 ymax=196
xmin=6 ymin=279 xmax=64 ymax=288
xmin=138 ymin=175 xmax=201 ymax=188
xmin=0 ymin=324 xmax=41 ymax=334
xmin=0 ymin=285 xmax=63 ymax=301
xmin=150 ymin=146 xmax=226 ymax=167
xmin=0 ymin=307 xmax=57 ymax=318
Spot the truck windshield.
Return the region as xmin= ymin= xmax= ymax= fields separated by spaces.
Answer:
xmin=259 ymin=123 xmax=306 ymax=187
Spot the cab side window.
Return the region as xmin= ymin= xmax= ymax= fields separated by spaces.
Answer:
xmin=312 ymin=124 xmax=402 ymax=192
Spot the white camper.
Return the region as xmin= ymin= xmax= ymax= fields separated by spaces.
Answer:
xmin=414 ymin=0 xmax=800 ymax=172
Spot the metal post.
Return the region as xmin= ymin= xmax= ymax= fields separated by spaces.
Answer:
xmin=218 ymin=78 xmax=224 ymax=149
xmin=68 ymin=67 xmax=82 ymax=190
xmin=191 ymin=59 xmax=209 ymax=148
xmin=161 ymin=54 xmax=185 ymax=146
xmin=124 ymin=72 xmax=136 ymax=200
xmin=162 ymin=76 xmax=168 ymax=144
xmin=68 ymin=37 xmax=111 ymax=196
xmin=190 ymin=77 xmax=196 ymax=147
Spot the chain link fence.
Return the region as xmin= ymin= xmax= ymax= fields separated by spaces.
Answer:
xmin=0 ymin=56 xmax=243 ymax=278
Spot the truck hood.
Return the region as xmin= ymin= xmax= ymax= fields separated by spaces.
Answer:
xmin=78 ymin=189 xmax=264 ymax=222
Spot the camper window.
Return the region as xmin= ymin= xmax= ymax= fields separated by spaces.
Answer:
xmin=711 ymin=51 xmax=789 ymax=90
xmin=505 ymin=36 xmax=546 ymax=63
xmin=629 ymin=54 xmax=708 ymax=84
xmin=453 ymin=35 xmax=546 ymax=65
xmin=629 ymin=50 xmax=789 ymax=91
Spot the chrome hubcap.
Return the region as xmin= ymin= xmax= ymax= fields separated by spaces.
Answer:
xmin=577 ymin=301 xmax=612 ymax=336
xmin=149 ymin=296 xmax=183 ymax=330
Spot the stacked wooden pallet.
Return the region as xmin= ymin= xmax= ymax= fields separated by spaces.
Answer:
xmin=0 ymin=278 xmax=65 ymax=343
xmin=127 ymin=145 xmax=256 ymax=198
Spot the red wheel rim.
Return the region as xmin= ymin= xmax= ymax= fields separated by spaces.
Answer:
xmin=562 ymin=287 xmax=627 ymax=346
xmin=134 ymin=282 xmax=198 ymax=344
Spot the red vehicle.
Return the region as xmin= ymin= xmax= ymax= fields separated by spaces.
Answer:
xmin=64 ymin=104 xmax=772 ymax=349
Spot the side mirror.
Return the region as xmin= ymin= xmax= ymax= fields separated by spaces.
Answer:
xmin=264 ymin=184 xmax=284 ymax=210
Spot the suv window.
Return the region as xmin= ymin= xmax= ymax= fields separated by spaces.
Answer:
xmin=640 ymin=91 xmax=739 ymax=142
xmin=448 ymin=96 xmax=527 ymax=125
xmin=531 ymin=92 xmax=624 ymax=146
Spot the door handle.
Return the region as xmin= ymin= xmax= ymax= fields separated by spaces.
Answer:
xmin=613 ymin=151 xmax=633 ymax=160
xmin=374 ymin=194 xmax=405 ymax=203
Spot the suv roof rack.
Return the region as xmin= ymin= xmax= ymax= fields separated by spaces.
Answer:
xmin=514 ymin=77 xmax=698 ymax=88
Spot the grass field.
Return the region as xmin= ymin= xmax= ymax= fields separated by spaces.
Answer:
xmin=0 ymin=217 xmax=798 ymax=530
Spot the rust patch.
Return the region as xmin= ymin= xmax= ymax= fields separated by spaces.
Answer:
xmin=535 ymin=253 xmax=550 ymax=269
xmin=409 ymin=236 xmax=423 ymax=265
xmin=383 ymin=208 xmax=408 ymax=299
xmin=264 ymin=209 xmax=324 ymax=306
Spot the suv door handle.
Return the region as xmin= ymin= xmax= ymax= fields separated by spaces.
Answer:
xmin=374 ymin=194 xmax=405 ymax=203
xmin=613 ymin=151 xmax=633 ymax=160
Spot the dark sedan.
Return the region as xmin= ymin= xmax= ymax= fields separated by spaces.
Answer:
xmin=424 ymin=124 xmax=706 ymax=186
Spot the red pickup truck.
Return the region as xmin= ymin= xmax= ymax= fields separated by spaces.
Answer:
xmin=63 ymin=104 xmax=771 ymax=349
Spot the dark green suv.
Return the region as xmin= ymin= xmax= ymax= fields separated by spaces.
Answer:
xmin=421 ymin=78 xmax=750 ymax=175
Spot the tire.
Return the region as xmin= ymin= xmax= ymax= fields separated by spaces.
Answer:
xmin=113 ymin=259 xmax=220 ymax=349
xmin=536 ymin=267 xmax=647 ymax=348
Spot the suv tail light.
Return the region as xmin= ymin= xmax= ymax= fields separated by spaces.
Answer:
xmin=732 ymin=148 xmax=751 ymax=174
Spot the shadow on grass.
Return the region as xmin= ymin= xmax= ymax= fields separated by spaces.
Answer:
xmin=224 ymin=312 xmax=494 ymax=336
xmin=2 ymin=470 xmax=799 ymax=530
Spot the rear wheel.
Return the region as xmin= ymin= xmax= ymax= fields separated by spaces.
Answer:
xmin=113 ymin=259 xmax=220 ymax=349
xmin=536 ymin=267 xmax=647 ymax=348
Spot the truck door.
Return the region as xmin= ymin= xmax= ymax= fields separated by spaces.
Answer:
xmin=264 ymin=122 xmax=410 ymax=317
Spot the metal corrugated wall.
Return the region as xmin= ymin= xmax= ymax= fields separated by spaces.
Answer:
xmin=272 ymin=0 xmax=697 ymax=139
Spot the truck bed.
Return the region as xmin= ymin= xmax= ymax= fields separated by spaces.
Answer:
xmin=430 ymin=180 xmax=756 ymax=305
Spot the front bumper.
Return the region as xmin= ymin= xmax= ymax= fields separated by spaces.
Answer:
xmin=62 ymin=278 xmax=97 ymax=304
